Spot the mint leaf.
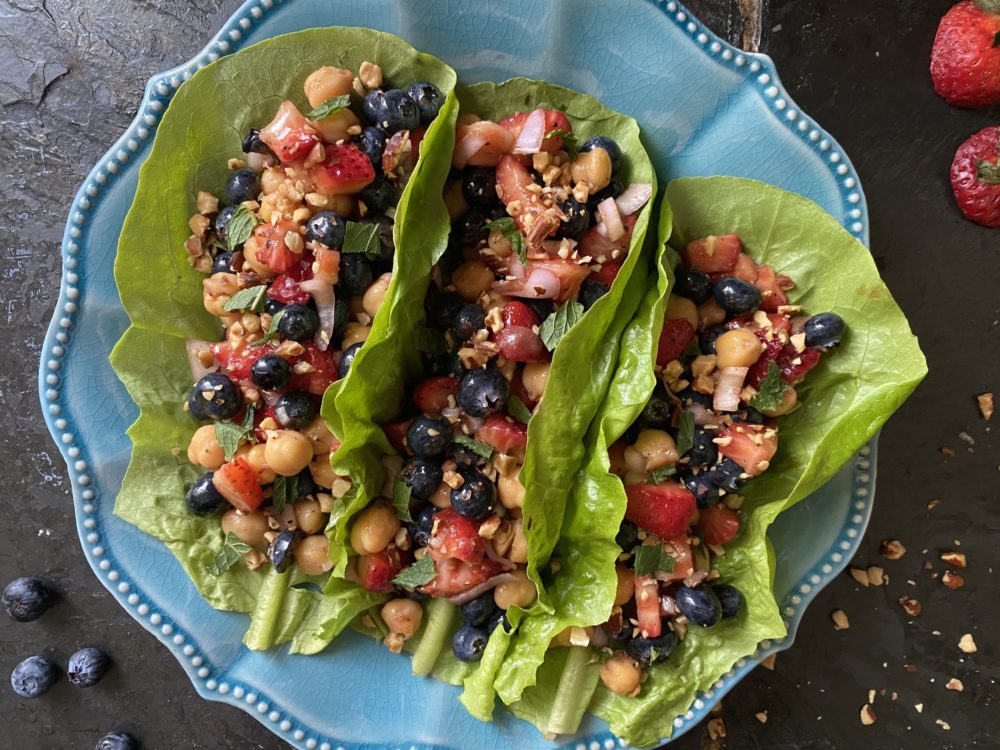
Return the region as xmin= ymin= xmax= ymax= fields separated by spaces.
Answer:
xmin=226 ymin=203 xmax=258 ymax=251
xmin=539 ymin=301 xmax=584 ymax=352
xmin=206 ymin=532 xmax=252 ymax=576
xmin=392 ymin=479 xmax=413 ymax=523
xmin=485 ymin=217 xmax=526 ymax=263
xmin=252 ymin=308 xmax=285 ymax=345
xmin=214 ymin=404 xmax=255 ymax=461
xmin=307 ymin=94 xmax=351 ymax=120
xmin=271 ymin=474 xmax=299 ymax=514
xmin=545 ymin=128 xmax=578 ymax=158
xmin=392 ymin=555 xmax=437 ymax=589
xmin=453 ymin=433 xmax=493 ymax=460
xmin=646 ymin=464 xmax=677 ymax=484
xmin=676 ymin=409 xmax=695 ymax=458
xmin=508 ymin=395 xmax=533 ymax=424
xmin=222 ymin=284 xmax=267 ymax=313
xmin=342 ymin=221 xmax=382 ymax=258
xmin=749 ymin=361 xmax=788 ymax=413
xmin=631 ymin=543 xmax=676 ymax=577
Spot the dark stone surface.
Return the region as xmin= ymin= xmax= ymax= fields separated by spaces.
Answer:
xmin=0 ymin=1 xmax=993 ymax=748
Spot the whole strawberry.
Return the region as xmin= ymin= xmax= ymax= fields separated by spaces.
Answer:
xmin=951 ymin=126 xmax=1000 ymax=227
xmin=931 ymin=0 xmax=1000 ymax=108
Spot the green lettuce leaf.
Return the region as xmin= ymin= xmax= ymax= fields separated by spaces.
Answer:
xmin=109 ymin=27 xmax=457 ymax=649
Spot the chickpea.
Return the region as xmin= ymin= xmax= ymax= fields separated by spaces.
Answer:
xmin=600 ymin=653 xmax=643 ymax=697
xmin=497 ymin=473 xmax=525 ymax=510
xmin=614 ymin=565 xmax=635 ymax=607
xmin=551 ymin=627 xmax=574 ymax=648
xmin=203 ymin=272 xmax=241 ymax=317
xmin=363 ymin=272 xmax=393 ymax=319
xmin=716 ymin=328 xmax=764 ymax=368
xmin=312 ymin=109 xmax=361 ymax=144
xmin=457 ymin=113 xmax=482 ymax=126
xmin=571 ymin=148 xmax=612 ymax=192
xmin=349 ymin=294 xmax=366 ymax=315
xmin=261 ymin=167 xmax=284 ymax=195
xmin=429 ymin=482 xmax=452 ymax=509
xmin=187 ymin=424 xmax=225 ymax=469
xmin=381 ymin=598 xmax=423 ymax=638
xmin=452 ymin=260 xmax=495 ymax=302
xmin=624 ymin=429 xmax=678 ymax=473
xmin=350 ymin=502 xmax=400 ymax=555
xmin=341 ymin=323 xmax=371 ymax=348
xmin=608 ymin=440 xmax=628 ymax=478
xmin=294 ymin=499 xmax=326 ymax=534
xmin=762 ymin=384 xmax=798 ymax=417
xmin=488 ymin=228 xmax=513 ymax=258
xmin=309 ymin=453 xmax=336 ymax=489
xmin=521 ymin=362 xmax=550 ymax=403
xmin=237 ymin=442 xmax=277 ymax=484
xmin=294 ymin=534 xmax=333 ymax=575
xmin=494 ymin=570 xmax=537 ymax=610
xmin=698 ymin=298 xmax=726 ymax=330
xmin=301 ymin=415 xmax=337 ymax=454
xmin=264 ymin=430 xmax=313 ymax=477
xmin=508 ymin=518 xmax=529 ymax=564
xmin=303 ymin=66 xmax=354 ymax=108
xmin=444 ymin=179 xmax=469 ymax=222
xmin=665 ymin=294 xmax=699 ymax=332
xmin=221 ymin=509 xmax=269 ymax=548
xmin=328 ymin=195 xmax=356 ymax=217
xmin=242 ymin=237 xmax=276 ymax=280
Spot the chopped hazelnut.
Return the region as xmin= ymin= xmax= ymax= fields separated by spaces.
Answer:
xmin=880 ymin=539 xmax=907 ymax=560
xmin=831 ymin=609 xmax=850 ymax=630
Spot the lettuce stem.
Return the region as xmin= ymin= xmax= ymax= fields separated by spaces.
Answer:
xmin=411 ymin=597 xmax=457 ymax=676
xmin=546 ymin=646 xmax=601 ymax=737
xmin=243 ymin=569 xmax=289 ymax=650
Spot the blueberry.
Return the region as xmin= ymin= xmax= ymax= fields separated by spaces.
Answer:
xmin=374 ymin=89 xmax=419 ymax=133
xmin=362 ymin=88 xmax=387 ymax=124
xmin=251 ymin=354 xmax=291 ymax=391
xmin=688 ymin=428 xmax=717 ymax=468
xmin=214 ymin=205 xmax=236 ymax=247
xmin=713 ymin=277 xmax=761 ymax=315
xmin=242 ymin=128 xmax=271 ymax=155
xmin=675 ymin=387 xmax=712 ymax=409
xmin=274 ymin=391 xmax=318 ymax=430
xmin=332 ymin=296 xmax=351 ymax=340
xmin=354 ymin=126 xmax=388 ymax=170
xmin=10 ymin=655 xmax=58 ymax=698
xmin=578 ymin=278 xmax=608 ymax=311
xmin=487 ymin=611 xmax=511 ymax=634
xmin=450 ymin=467 xmax=496 ymax=520
xmin=297 ymin=467 xmax=319 ymax=497
xmin=406 ymin=81 xmax=444 ymax=123
xmin=212 ymin=251 xmax=235 ymax=274
xmin=698 ymin=325 xmax=726 ymax=355
xmin=359 ymin=176 xmax=394 ymax=213
xmin=447 ymin=443 xmax=486 ymax=470
xmin=188 ymin=373 xmax=242 ymax=420
xmin=461 ymin=168 xmax=498 ymax=207
xmin=2 ymin=578 xmax=54 ymax=622
xmin=337 ymin=253 xmax=374 ymax=296
xmin=277 ymin=303 xmax=319 ymax=343
xmin=673 ymin=268 xmax=712 ymax=305
xmin=67 ymin=647 xmax=110 ymax=688
xmin=95 ymin=731 xmax=139 ymax=750
xmin=454 ymin=210 xmax=489 ymax=249
xmin=640 ymin=386 xmax=673 ymax=428
xmin=557 ymin=197 xmax=590 ymax=239
xmin=461 ymin=592 xmax=499 ymax=628
xmin=426 ymin=291 xmax=464 ymax=331
xmin=615 ymin=520 xmax=639 ymax=552
xmin=339 ymin=342 xmax=363 ymax=378
xmin=268 ymin=531 xmax=296 ymax=573
xmin=674 ymin=585 xmax=723 ymax=627
xmin=580 ymin=136 xmax=622 ymax=174
xmin=407 ymin=504 xmax=437 ymax=547
xmin=400 ymin=457 xmax=443 ymax=501
xmin=741 ymin=407 xmax=765 ymax=425
xmin=406 ymin=415 xmax=452 ymax=457
xmin=587 ymin=179 xmax=625 ymax=213
xmin=225 ymin=167 xmax=259 ymax=205
xmin=452 ymin=624 xmax=488 ymax=662
xmin=709 ymin=458 xmax=746 ymax=493
xmin=185 ymin=472 xmax=226 ymax=516
xmin=263 ymin=297 xmax=285 ymax=316
xmin=804 ymin=312 xmax=845 ymax=350
xmin=712 ymin=584 xmax=744 ymax=619
xmin=451 ymin=303 xmax=486 ymax=343
xmin=305 ymin=210 xmax=346 ymax=249
xmin=625 ymin=632 xmax=676 ymax=666
xmin=523 ymin=299 xmax=555 ymax=324
xmin=457 ymin=368 xmax=509 ymax=418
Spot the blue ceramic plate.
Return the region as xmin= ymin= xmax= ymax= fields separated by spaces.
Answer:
xmin=39 ymin=1 xmax=873 ymax=747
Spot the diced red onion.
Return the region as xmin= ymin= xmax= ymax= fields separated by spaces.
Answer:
xmin=461 ymin=414 xmax=485 ymax=434
xmin=713 ymin=366 xmax=748 ymax=412
xmin=512 ymin=109 xmax=546 ymax=154
xmin=614 ymin=183 xmax=653 ymax=216
xmin=453 ymin=133 xmax=490 ymax=169
xmin=261 ymin=390 xmax=282 ymax=407
xmin=445 ymin=572 xmax=519 ymax=605
xmin=689 ymin=402 xmax=720 ymax=427
xmin=596 ymin=197 xmax=625 ymax=242
xmin=495 ymin=266 xmax=561 ymax=299
xmin=484 ymin=543 xmax=518 ymax=570
xmin=186 ymin=339 xmax=217 ymax=381
xmin=683 ymin=570 xmax=710 ymax=588
xmin=505 ymin=252 xmax=526 ymax=281
xmin=540 ymin=238 xmax=577 ymax=256
xmin=589 ymin=626 xmax=609 ymax=649
xmin=300 ymin=279 xmax=336 ymax=352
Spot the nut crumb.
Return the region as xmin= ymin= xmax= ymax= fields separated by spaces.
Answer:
xmin=898 ymin=595 xmax=922 ymax=618
xmin=958 ymin=633 xmax=978 ymax=653
xmin=904 ymin=663 xmax=918 ymax=673
xmin=849 ymin=567 xmax=869 ymax=586
xmin=940 ymin=550 xmax=966 ymax=568
xmin=936 ymin=719 xmax=951 ymax=731
xmin=706 ymin=717 xmax=726 ymax=741
xmin=761 ymin=653 xmax=777 ymax=671
xmin=940 ymin=446 xmax=956 ymax=457
xmin=866 ymin=565 xmax=886 ymax=586
xmin=978 ymin=392 xmax=994 ymax=420
xmin=881 ymin=538 xmax=907 ymax=560
xmin=831 ymin=609 xmax=850 ymax=631
xmin=915 ymin=703 xmax=924 ymax=713
xmin=860 ymin=704 xmax=877 ymax=726
xmin=755 ymin=711 xmax=768 ymax=724
xmin=941 ymin=570 xmax=965 ymax=589
xmin=945 ymin=678 xmax=964 ymax=692
xmin=927 ymin=498 xmax=940 ymax=510
xmin=868 ymin=689 xmax=877 ymax=704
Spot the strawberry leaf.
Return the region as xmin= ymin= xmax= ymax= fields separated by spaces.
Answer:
xmin=975 ymin=158 xmax=1000 ymax=185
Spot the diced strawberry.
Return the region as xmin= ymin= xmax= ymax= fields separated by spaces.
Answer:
xmin=410 ymin=125 xmax=426 ymax=160
xmin=496 ymin=154 xmax=560 ymax=243
xmin=777 ymin=345 xmax=821 ymax=384
xmin=755 ymin=264 xmax=793 ymax=313
xmin=501 ymin=301 xmax=540 ymax=329
xmin=212 ymin=458 xmax=264 ymax=513
xmin=267 ymin=258 xmax=315 ymax=304
xmin=745 ymin=335 xmax=785 ymax=389
xmin=477 ymin=413 xmax=528 ymax=458
xmin=287 ymin=343 xmax=339 ymax=395
xmin=662 ymin=538 xmax=695 ymax=581
xmin=634 ymin=574 xmax=662 ymax=638
xmin=260 ymin=101 xmax=320 ymax=164
xmin=576 ymin=214 xmax=636 ymax=263
xmin=590 ymin=260 xmax=623 ymax=288
xmin=254 ymin=220 xmax=301 ymax=274
xmin=494 ymin=325 xmax=549 ymax=363
xmin=496 ymin=112 xmax=528 ymax=134
xmin=212 ymin=342 xmax=274 ymax=383
xmin=309 ymin=144 xmax=375 ymax=195
xmin=681 ymin=234 xmax=742 ymax=274
xmin=541 ymin=259 xmax=592 ymax=303
xmin=697 ymin=506 xmax=741 ymax=546
xmin=497 ymin=109 xmax=572 ymax=152
xmin=313 ymin=246 xmax=341 ymax=285
xmin=427 ymin=508 xmax=486 ymax=562
xmin=656 ymin=319 xmax=696 ymax=367
xmin=413 ymin=376 xmax=459 ymax=414
xmin=624 ymin=481 xmax=697 ymax=540
xmin=716 ymin=424 xmax=778 ymax=477
xmin=728 ymin=252 xmax=759 ymax=283
xmin=420 ymin=557 xmax=503 ymax=597
xmin=383 ymin=420 xmax=412 ymax=456
xmin=357 ymin=548 xmax=407 ymax=593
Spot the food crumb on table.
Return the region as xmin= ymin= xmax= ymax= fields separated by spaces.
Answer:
xmin=977 ymin=391 xmax=994 ymax=420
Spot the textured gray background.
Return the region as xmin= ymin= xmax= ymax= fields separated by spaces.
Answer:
xmin=1 ymin=1 xmax=995 ymax=748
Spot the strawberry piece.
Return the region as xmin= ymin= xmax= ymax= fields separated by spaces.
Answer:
xmin=501 ymin=301 xmax=540 ymax=329
xmin=634 ymin=575 xmax=662 ymax=638
xmin=494 ymin=325 xmax=549 ymax=363
xmin=454 ymin=120 xmax=516 ymax=168
xmin=498 ymin=109 xmax=572 ymax=151
xmin=383 ymin=420 xmax=412 ymax=456
xmin=681 ymin=234 xmax=742 ymax=274
xmin=729 ymin=252 xmax=759 ymax=283
xmin=697 ymin=506 xmax=741 ymax=546
xmin=476 ymin=413 xmax=528 ymax=458
xmin=357 ymin=548 xmax=407 ymax=593
xmin=624 ymin=481 xmax=697 ymax=540
xmin=313 ymin=246 xmax=341 ymax=285
xmin=254 ymin=220 xmax=301 ymax=274
xmin=755 ymin=264 xmax=792 ymax=313
xmin=745 ymin=335 xmax=785 ymax=389
xmin=656 ymin=319 xmax=696 ymax=366
xmin=267 ymin=258 xmax=315 ymax=304
xmin=931 ymin=1 xmax=1000 ymax=108
xmin=413 ymin=376 xmax=459 ymax=414
xmin=576 ymin=215 xmax=636 ymax=262
xmin=212 ymin=458 xmax=264 ymax=513
xmin=420 ymin=557 xmax=503 ymax=597
xmin=410 ymin=125 xmax=426 ymax=160
xmin=951 ymin=125 xmax=1000 ymax=227
xmin=716 ymin=424 xmax=778 ymax=477
xmin=287 ymin=343 xmax=339 ymax=395
xmin=590 ymin=259 xmax=624 ymax=288
xmin=310 ymin=144 xmax=376 ymax=195
xmin=776 ymin=344 xmax=821 ymax=384
xmin=427 ymin=508 xmax=486 ymax=562
xmin=211 ymin=342 xmax=274 ymax=384
xmin=259 ymin=101 xmax=320 ymax=163
xmin=662 ymin=538 xmax=695 ymax=581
